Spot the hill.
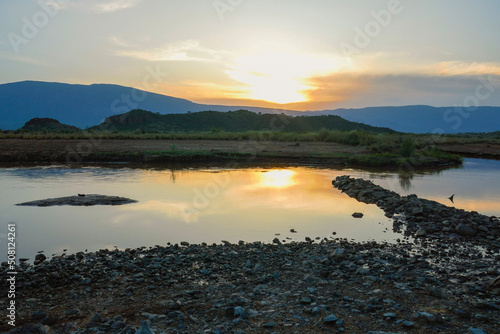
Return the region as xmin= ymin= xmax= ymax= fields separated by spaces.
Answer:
xmin=91 ymin=109 xmax=395 ymax=133
xmin=319 ymin=105 xmax=500 ymax=133
xmin=21 ymin=118 xmax=80 ymax=132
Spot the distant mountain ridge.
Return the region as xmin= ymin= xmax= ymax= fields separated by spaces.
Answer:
xmin=314 ymin=105 xmax=500 ymax=134
xmin=1 ymin=81 xmax=499 ymax=133
xmin=90 ymin=109 xmax=394 ymax=133
xmin=0 ymin=81 xmax=299 ymax=130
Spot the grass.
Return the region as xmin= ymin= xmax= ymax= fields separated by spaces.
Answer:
xmin=2 ymin=128 xmax=499 ymax=146
xmin=2 ymin=129 xmax=494 ymax=167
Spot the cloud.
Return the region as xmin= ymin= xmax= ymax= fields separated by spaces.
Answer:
xmin=0 ymin=53 xmax=50 ymax=67
xmin=421 ymin=61 xmax=500 ymax=77
xmin=41 ymin=0 xmax=143 ymax=13
xmin=303 ymin=72 xmax=500 ymax=109
xmin=115 ymin=40 xmax=230 ymax=62
xmin=93 ymin=0 xmax=142 ymax=12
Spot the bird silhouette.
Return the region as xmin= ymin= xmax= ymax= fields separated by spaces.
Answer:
xmin=448 ymin=194 xmax=455 ymax=203
xmin=78 ymin=194 xmax=85 ymax=197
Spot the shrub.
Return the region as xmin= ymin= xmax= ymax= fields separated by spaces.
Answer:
xmin=399 ymin=138 xmax=416 ymax=157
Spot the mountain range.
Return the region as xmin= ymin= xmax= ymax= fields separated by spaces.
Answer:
xmin=1 ymin=81 xmax=499 ymax=133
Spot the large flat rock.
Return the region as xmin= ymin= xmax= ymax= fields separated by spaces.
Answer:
xmin=16 ymin=194 xmax=137 ymax=207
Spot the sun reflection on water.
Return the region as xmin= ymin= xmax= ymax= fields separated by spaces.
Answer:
xmin=259 ymin=170 xmax=295 ymax=188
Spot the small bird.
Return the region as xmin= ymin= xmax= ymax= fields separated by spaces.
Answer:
xmin=448 ymin=194 xmax=455 ymax=203
xmin=78 ymin=194 xmax=85 ymax=197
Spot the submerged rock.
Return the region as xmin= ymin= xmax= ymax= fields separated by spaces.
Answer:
xmin=16 ymin=194 xmax=137 ymax=207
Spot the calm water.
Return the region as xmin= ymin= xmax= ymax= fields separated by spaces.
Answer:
xmin=1 ymin=158 xmax=499 ymax=261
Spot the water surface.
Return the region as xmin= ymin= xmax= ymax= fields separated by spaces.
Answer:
xmin=1 ymin=158 xmax=499 ymax=261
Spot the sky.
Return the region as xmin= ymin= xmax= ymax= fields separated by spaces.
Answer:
xmin=1 ymin=0 xmax=500 ymax=110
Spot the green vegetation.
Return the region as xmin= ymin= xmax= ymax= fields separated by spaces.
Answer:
xmin=88 ymin=109 xmax=394 ymax=133
xmin=399 ymin=138 xmax=416 ymax=158
xmin=20 ymin=117 xmax=81 ymax=133
xmin=348 ymin=151 xmax=462 ymax=168
xmin=2 ymin=108 xmax=497 ymax=168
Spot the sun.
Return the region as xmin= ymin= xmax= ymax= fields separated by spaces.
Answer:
xmin=226 ymin=46 xmax=343 ymax=104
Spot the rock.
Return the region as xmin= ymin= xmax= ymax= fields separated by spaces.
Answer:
xmin=324 ymin=314 xmax=338 ymax=324
xmin=9 ymin=324 xmax=48 ymax=333
xmin=352 ymin=212 xmax=364 ymax=218
xmin=90 ymin=312 xmax=102 ymax=323
xmin=401 ymin=320 xmax=414 ymax=327
xmin=456 ymin=224 xmax=477 ymax=236
xmin=382 ymin=312 xmax=397 ymax=319
xmin=412 ymin=207 xmax=424 ymax=215
xmin=415 ymin=228 xmax=427 ymax=237
xmin=468 ymin=328 xmax=487 ymax=334
xmin=234 ymin=306 xmax=248 ymax=319
xmin=261 ymin=321 xmax=276 ymax=328
xmin=489 ymin=275 xmax=500 ymax=289
xmin=136 ymin=320 xmax=154 ymax=334
xmin=31 ymin=310 xmax=47 ymax=320
xmin=300 ymin=296 xmax=312 ymax=304
xmin=34 ymin=253 xmax=47 ymax=265
xmin=40 ymin=315 xmax=57 ymax=326
xmin=16 ymin=194 xmax=137 ymax=207
xmin=64 ymin=308 xmax=81 ymax=317
xmin=273 ymin=237 xmax=281 ymax=244
xmin=111 ymin=320 xmax=126 ymax=329
xmin=416 ymin=311 xmax=435 ymax=322
xmin=372 ymin=191 xmax=386 ymax=200
xmin=330 ymin=248 xmax=346 ymax=260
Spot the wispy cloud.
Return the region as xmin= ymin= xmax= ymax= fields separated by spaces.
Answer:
xmin=42 ymin=0 xmax=143 ymax=13
xmin=422 ymin=61 xmax=500 ymax=77
xmin=114 ymin=40 xmax=230 ymax=62
xmin=0 ymin=53 xmax=50 ymax=66
xmin=94 ymin=0 xmax=142 ymax=12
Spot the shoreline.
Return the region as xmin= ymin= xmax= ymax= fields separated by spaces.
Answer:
xmin=0 ymin=138 xmax=466 ymax=169
xmin=1 ymin=238 xmax=498 ymax=333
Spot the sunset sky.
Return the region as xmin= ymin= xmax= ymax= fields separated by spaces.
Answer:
xmin=1 ymin=0 xmax=500 ymax=110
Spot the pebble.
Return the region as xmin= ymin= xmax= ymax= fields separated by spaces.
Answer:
xmin=324 ymin=314 xmax=338 ymax=324
xmin=469 ymin=328 xmax=488 ymax=334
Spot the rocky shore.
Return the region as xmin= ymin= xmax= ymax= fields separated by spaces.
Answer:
xmin=1 ymin=177 xmax=499 ymax=334
xmin=332 ymin=175 xmax=500 ymax=245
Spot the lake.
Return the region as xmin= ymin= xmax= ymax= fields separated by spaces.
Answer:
xmin=1 ymin=158 xmax=499 ymax=261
